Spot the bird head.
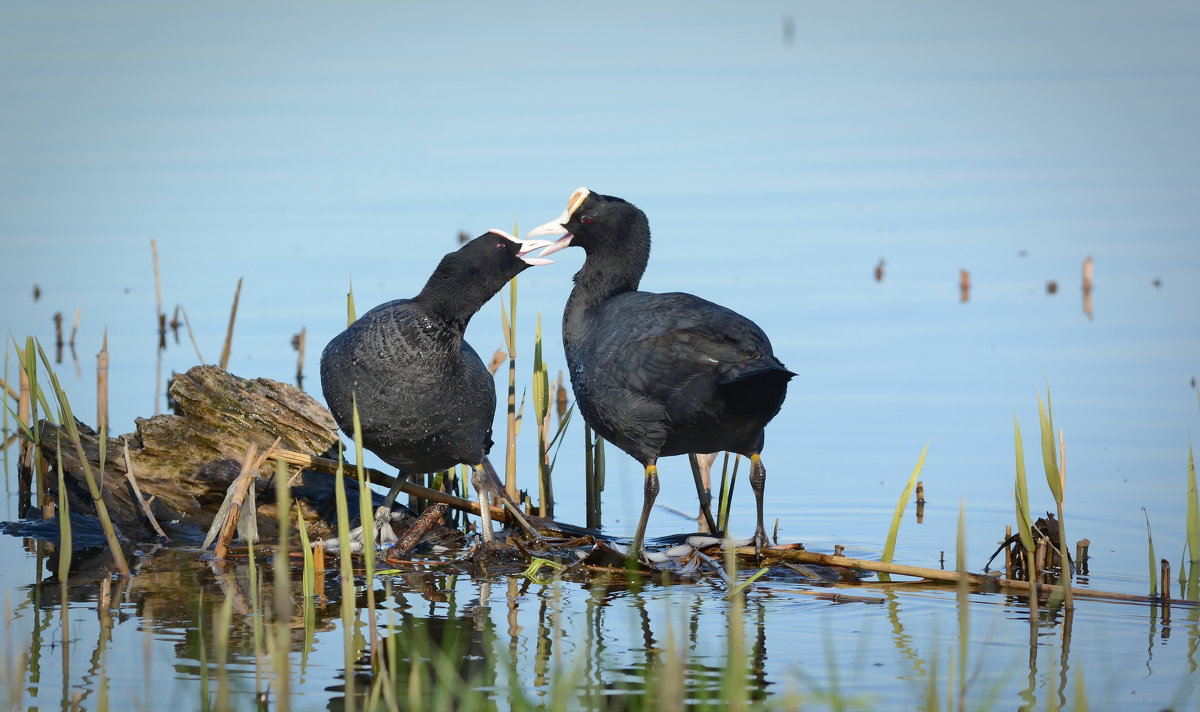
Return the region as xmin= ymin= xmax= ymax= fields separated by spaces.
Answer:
xmin=527 ymin=188 xmax=648 ymax=257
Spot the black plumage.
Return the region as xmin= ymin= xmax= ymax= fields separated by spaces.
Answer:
xmin=529 ymin=188 xmax=794 ymax=558
xmin=319 ymin=230 xmax=551 ymax=543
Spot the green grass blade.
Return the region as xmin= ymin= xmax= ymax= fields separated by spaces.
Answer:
xmin=346 ymin=279 xmax=356 ymax=326
xmin=881 ymin=442 xmax=928 ymax=565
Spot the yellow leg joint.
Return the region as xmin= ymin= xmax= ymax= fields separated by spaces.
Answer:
xmin=750 ymin=454 xmax=762 ymax=465
xmin=645 ymin=464 xmax=658 ymax=477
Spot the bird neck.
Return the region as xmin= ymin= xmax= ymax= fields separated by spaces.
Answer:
xmin=566 ymin=227 xmax=650 ymax=314
xmin=415 ymin=272 xmax=512 ymax=334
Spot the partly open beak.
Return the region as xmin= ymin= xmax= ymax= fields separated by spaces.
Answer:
xmin=488 ymin=229 xmax=556 ymax=266
xmin=526 ymin=187 xmax=590 ymax=258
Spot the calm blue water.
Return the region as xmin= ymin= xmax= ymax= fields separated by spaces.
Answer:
xmin=3 ymin=2 xmax=1199 ymax=708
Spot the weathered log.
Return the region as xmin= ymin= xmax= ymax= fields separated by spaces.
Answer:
xmin=38 ymin=365 xmax=342 ymax=541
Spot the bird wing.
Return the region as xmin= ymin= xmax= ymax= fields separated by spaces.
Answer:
xmin=588 ymin=291 xmax=783 ymax=427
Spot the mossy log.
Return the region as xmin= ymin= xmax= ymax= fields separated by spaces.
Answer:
xmin=38 ymin=365 xmax=354 ymax=542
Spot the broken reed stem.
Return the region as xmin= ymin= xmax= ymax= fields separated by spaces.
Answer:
xmin=69 ymin=308 xmax=80 ymax=346
xmin=213 ymin=443 xmax=259 ymax=560
xmin=53 ymin=312 xmax=63 ymax=349
xmin=384 ymin=503 xmax=447 ymax=562
xmin=97 ymin=330 xmax=108 ymax=436
xmin=122 ymin=439 xmax=168 ymax=540
xmin=293 ymin=327 xmax=306 ymax=387
xmin=1004 ymin=525 xmax=1014 ymax=579
xmin=0 ymin=378 xmax=18 ymax=403
xmin=1161 ymin=559 xmax=1171 ymax=604
xmin=218 ymin=277 xmax=243 ymax=371
xmin=178 ymin=306 xmax=205 ymax=363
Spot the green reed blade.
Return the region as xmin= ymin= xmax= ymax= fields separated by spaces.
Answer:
xmin=1014 ymin=417 xmax=1036 ymax=555
xmin=346 ymin=279 xmax=357 ymax=326
xmin=55 ymin=435 xmax=71 ymax=581
xmin=1038 ymin=393 xmax=1063 ymax=504
xmin=1143 ymin=507 xmax=1158 ymax=597
xmin=1187 ymin=445 xmax=1198 ymax=563
xmin=332 ymin=443 xmax=357 ymax=711
xmin=955 ymin=500 xmax=969 ymax=712
xmin=34 ymin=339 xmax=129 ymax=576
xmin=882 ymin=441 xmax=928 ymax=565
xmin=350 ymin=397 xmax=380 ymax=671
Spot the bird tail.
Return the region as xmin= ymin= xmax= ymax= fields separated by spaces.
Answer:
xmin=719 ymin=364 xmax=794 ymax=419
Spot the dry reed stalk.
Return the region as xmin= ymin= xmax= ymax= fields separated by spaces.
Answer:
xmin=959 ymin=269 xmax=971 ymax=303
xmin=213 ymin=442 xmax=259 ymax=560
xmin=313 ymin=541 xmax=325 ymax=580
xmin=1076 ymin=538 xmax=1090 ymax=575
xmin=0 ymin=378 xmax=17 ymax=402
xmin=555 ymin=370 xmax=567 ymax=421
xmin=53 ymin=312 xmax=63 ymax=348
xmin=69 ymin=308 xmax=79 ymax=346
xmin=151 ymin=240 xmax=166 ymax=348
xmin=122 ymin=439 xmax=168 ymax=540
xmin=218 ymin=277 xmax=243 ymax=371
xmin=96 ymin=330 xmax=108 ymax=435
xmin=292 ymin=327 xmax=306 ymax=387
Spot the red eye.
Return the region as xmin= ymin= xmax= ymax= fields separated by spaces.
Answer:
xmin=496 ymin=242 xmax=505 ymax=249
xmin=580 ymin=216 xmax=592 ymax=225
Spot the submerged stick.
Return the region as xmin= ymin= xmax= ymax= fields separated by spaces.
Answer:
xmin=737 ymin=545 xmax=1196 ymax=608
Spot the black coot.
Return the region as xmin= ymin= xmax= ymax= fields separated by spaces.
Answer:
xmin=320 ymin=230 xmax=552 ymax=543
xmin=528 ymin=189 xmax=793 ymax=559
